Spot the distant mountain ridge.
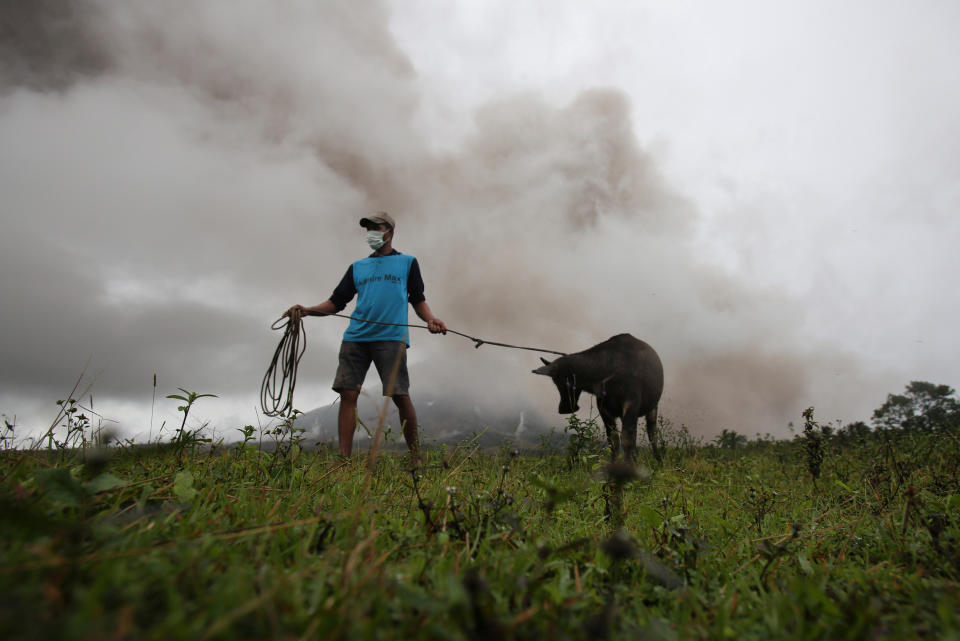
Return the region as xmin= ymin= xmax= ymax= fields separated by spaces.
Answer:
xmin=294 ymin=393 xmax=561 ymax=449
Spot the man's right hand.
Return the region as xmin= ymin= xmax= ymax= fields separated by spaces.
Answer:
xmin=283 ymin=305 xmax=305 ymax=318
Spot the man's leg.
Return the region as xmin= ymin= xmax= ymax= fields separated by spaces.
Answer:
xmin=338 ymin=389 xmax=360 ymax=456
xmin=370 ymin=341 xmax=419 ymax=464
xmin=392 ymin=394 xmax=421 ymax=465
xmin=332 ymin=341 xmax=373 ymax=458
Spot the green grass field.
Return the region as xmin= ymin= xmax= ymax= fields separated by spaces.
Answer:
xmin=2 ymin=416 xmax=959 ymax=640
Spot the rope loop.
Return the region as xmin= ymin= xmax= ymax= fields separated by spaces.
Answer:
xmin=260 ymin=308 xmax=307 ymax=418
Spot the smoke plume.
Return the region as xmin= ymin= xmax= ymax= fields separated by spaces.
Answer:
xmin=0 ymin=1 xmax=890 ymax=439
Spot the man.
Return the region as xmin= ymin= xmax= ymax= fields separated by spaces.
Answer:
xmin=286 ymin=212 xmax=446 ymax=464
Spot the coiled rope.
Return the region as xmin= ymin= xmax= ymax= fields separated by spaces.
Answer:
xmin=260 ymin=308 xmax=307 ymax=417
xmin=259 ymin=311 xmax=566 ymax=417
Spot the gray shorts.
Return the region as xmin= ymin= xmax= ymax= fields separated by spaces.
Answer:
xmin=332 ymin=340 xmax=410 ymax=396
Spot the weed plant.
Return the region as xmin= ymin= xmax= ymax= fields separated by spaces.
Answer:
xmin=1 ymin=411 xmax=959 ymax=639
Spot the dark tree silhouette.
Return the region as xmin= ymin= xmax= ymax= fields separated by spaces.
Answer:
xmin=872 ymin=381 xmax=960 ymax=432
xmin=715 ymin=428 xmax=747 ymax=449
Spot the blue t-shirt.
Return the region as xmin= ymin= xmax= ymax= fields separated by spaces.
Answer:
xmin=329 ymin=250 xmax=425 ymax=345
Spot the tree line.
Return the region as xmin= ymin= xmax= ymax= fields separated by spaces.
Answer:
xmin=714 ymin=380 xmax=960 ymax=449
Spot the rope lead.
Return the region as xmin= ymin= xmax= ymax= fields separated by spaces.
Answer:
xmin=329 ymin=313 xmax=566 ymax=357
xmin=259 ymin=311 xmax=565 ymax=417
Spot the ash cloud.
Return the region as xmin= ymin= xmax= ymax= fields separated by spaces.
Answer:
xmin=1 ymin=1 xmax=883 ymax=438
xmin=0 ymin=0 xmax=111 ymax=92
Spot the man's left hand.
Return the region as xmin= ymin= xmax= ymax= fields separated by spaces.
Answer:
xmin=427 ymin=318 xmax=447 ymax=334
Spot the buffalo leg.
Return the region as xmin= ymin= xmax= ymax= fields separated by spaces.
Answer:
xmin=621 ymin=409 xmax=640 ymax=463
xmin=598 ymin=406 xmax=620 ymax=460
xmin=645 ymin=406 xmax=662 ymax=463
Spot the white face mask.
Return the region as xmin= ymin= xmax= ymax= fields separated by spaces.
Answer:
xmin=366 ymin=229 xmax=386 ymax=250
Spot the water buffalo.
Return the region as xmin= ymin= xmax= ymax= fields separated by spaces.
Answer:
xmin=533 ymin=333 xmax=664 ymax=462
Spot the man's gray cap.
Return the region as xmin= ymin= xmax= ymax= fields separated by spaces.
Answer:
xmin=359 ymin=211 xmax=395 ymax=229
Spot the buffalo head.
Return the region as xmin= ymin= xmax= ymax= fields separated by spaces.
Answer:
xmin=532 ymin=357 xmax=581 ymax=414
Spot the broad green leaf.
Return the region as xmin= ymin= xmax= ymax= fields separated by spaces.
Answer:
xmin=85 ymin=473 xmax=125 ymax=494
xmin=35 ymin=468 xmax=85 ymax=507
xmin=173 ymin=470 xmax=198 ymax=502
xmin=637 ymin=505 xmax=662 ymax=529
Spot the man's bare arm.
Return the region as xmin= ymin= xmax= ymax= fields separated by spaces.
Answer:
xmin=412 ymin=300 xmax=447 ymax=334
xmin=284 ymin=300 xmax=338 ymax=318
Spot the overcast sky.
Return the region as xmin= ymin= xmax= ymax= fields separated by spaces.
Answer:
xmin=2 ymin=0 xmax=958 ymax=443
